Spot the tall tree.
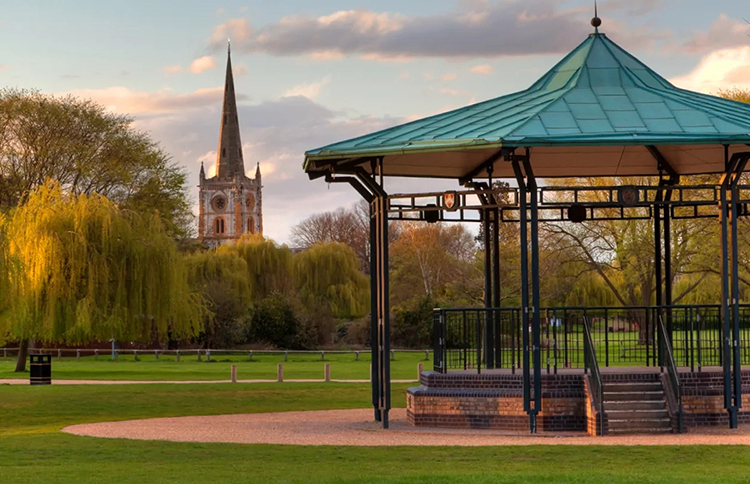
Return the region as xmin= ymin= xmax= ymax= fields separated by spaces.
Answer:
xmin=0 ymin=89 xmax=193 ymax=239
xmin=0 ymin=182 xmax=205 ymax=371
xmin=293 ymin=242 xmax=370 ymax=319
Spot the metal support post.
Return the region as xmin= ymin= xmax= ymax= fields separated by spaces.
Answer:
xmin=512 ymin=155 xmax=534 ymax=433
xmin=522 ymin=154 xmax=542 ymax=434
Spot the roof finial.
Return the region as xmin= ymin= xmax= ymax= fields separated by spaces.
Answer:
xmin=591 ymin=1 xmax=602 ymax=32
xmin=227 ymin=38 xmax=231 ymax=54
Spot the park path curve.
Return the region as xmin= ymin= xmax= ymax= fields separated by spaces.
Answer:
xmin=63 ymin=408 xmax=750 ymax=446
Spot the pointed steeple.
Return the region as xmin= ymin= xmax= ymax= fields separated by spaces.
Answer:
xmin=215 ymin=40 xmax=245 ymax=180
xmin=255 ymin=161 xmax=261 ymax=179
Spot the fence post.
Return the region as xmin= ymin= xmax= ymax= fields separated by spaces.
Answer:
xmin=418 ymin=362 xmax=424 ymax=380
xmin=425 ymin=350 xmax=429 ymax=360
xmin=176 ymin=350 xmax=180 ymax=362
xmin=58 ymin=349 xmax=62 ymax=361
xmin=155 ymin=350 xmax=159 ymax=360
xmin=248 ymin=350 xmax=253 ymax=361
xmin=206 ymin=349 xmax=211 ymax=362
xmin=369 ymin=364 xmax=372 ymax=382
xmin=277 ymin=363 xmax=283 ymax=382
xmin=94 ymin=349 xmax=98 ymax=360
xmin=134 ymin=350 xmax=138 ymax=361
xmin=391 ymin=349 xmax=395 ymax=361
xmin=115 ymin=350 xmax=118 ymax=361
xmin=197 ymin=349 xmax=201 ymax=362
xmin=284 ymin=351 xmax=288 ymax=362
xmin=3 ymin=348 xmax=5 ymax=358
xmin=231 ymin=364 xmax=237 ymax=383
xmin=76 ymin=349 xmax=80 ymax=361
xmin=325 ymin=363 xmax=331 ymax=382
xmin=356 ymin=351 xmax=360 ymax=361
xmin=321 ymin=351 xmax=325 ymax=361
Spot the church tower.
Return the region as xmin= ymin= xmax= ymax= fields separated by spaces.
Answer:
xmin=198 ymin=42 xmax=263 ymax=246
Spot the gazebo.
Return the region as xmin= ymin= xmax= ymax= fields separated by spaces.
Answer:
xmin=303 ymin=17 xmax=750 ymax=434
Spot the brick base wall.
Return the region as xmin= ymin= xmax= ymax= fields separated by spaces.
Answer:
xmin=407 ymin=370 xmax=750 ymax=433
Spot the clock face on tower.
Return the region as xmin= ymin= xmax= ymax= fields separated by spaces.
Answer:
xmin=245 ymin=193 xmax=255 ymax=211
xmin=212 ymin=195 xmax=227 ymax=212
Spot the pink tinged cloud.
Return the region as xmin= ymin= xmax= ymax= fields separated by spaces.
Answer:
xmin=470 ymin=64 xmax=493 ymax=75
xmin=189 ymin=56 xmax=217 ymax=74
xmin=671 ymin=47 xmax=750 ymax=94
xmin=207 ymin=1 xmax=667 ymax=60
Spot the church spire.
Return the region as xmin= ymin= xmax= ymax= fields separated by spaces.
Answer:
xmin=215 ymin=40 xmax=245 ymax=180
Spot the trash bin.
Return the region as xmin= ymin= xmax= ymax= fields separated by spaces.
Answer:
xmin=30 ymin=354 xmax=52 ymax=385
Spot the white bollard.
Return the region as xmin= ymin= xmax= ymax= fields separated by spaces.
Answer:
xmin=134 ymin=350 xmax=138 ymax=361
xmin=58 ymin=349 xmax=62 ymax=361
xmin=324 ymin=363 xmax=331 ymax=382
xmin=155 ymin=350 xmax=159 ymax=360
xmin=248 ymin=350 xmax=253 ymax=361
xmin=277 ymin=363 xmax=284 ymax=382
xmin=284 ymin=351 xmax=288 ymax=362
xmin=355 ymin=351 xmax=360 ymax=361
xmin=76 ymin=349 xmax=80 ymax=361
xmin=176 ymin=350 xmax=180 ymax=362
xmin=94 ymin=349 xmax=98 ymax=360
xmin=231 ymin=364 xmax=237 ymax=383
xmin=321 ymin=351 xmax=325 ymax=361
xmin=391 ymin=349 xmax=395 ymax=361
xmin=425 ymin=350 xmax=429 ymax=360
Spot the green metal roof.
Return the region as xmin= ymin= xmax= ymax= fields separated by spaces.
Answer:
xmin=304 ymin=32 xmax=750 ymax=178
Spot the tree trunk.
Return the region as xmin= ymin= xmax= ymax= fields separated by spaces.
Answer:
xmin=15 ymin=339 xmax=29 ymax=372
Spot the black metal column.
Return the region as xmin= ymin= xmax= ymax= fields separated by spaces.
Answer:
xmin=482 ymin=207 xmax=494 ymax=370
xmin=492 ymin=205 xmax=502 ymax=368
xmin=720 ymin=163 xmax=734 ymax=427
xmin=511 ymin=158 xmax=532 ymax=431
xmin=522 ymin=155 xmax=542 ymax=433
xmin=369 ymin=197 xmax=381 ymax=422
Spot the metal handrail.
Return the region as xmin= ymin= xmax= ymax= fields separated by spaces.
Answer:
xmin=658 ymin=314 xmax=684 ymax=433
xmin=583 ymin=316 xmax=604 ymax=436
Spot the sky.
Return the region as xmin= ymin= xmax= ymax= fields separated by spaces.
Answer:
xmin=1 ymin=0 xmax=750 ymax=243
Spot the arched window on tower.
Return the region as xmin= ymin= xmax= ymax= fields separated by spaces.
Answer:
xmin=214 ymin=217 xmax=226 ymax=235
xmin=248 ymin=216 xmax=255 ymax=234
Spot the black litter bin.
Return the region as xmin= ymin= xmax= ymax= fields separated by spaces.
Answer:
xmin=30 ymin=354 xmax=52 ymax=385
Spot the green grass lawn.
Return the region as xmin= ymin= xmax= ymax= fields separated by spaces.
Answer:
xmin=0 ymin=351 xmax=429 ymax=381
xmin=2 ymin=382 xmax=750 ymax=483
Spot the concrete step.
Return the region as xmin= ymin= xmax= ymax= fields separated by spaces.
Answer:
xmin=607 ymin=409 xmax=669 ymax=420
xmin=608 ymin=427 xmax=674 ymax=435
xmin=608 ymin=418 xmax=672 ymax=430
xmin=606 ymin=400 xmax=666 ymax=412
xmin=603 ymin=382 xmax=663 ymax=393
xmin=604 ymin=391 xmax=665 ymax=401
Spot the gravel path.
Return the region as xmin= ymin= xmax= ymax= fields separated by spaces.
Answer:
xmin=62 ymin=409 xmax=750 ymax=446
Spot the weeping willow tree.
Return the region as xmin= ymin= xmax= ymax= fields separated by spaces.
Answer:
xmin=293 ymin=242 xmax=369 ymax=319
xmin=0 ymin=182 xmax=206 ymax=371
xmin=229 ymin=234 xmax=293 ymax=299
xmin=184 ymin=250 xmax=249 ymax=347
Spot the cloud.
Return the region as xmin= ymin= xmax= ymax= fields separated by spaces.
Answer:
xmin=440 ymin=73 xmax=457 ymax=82
xmin=0 ymin=65 xmax=9 ymax=72
xmin=670 ymin=46 xmax=750 ymax=94
xmin=470 ymin=64 xmax=493 ymax=75
xmin=234 ymin=64 xmax=249 ymax=76
xmin=439 ymin=88 xmax=471 ymax=97
xmin=163 ymin=65 xmax=183 ymax=75
xmin=65 ymin=86 xmax=235 ymax=115
xmin=679 ymin=14 xmax=750 ymax=55
xmin=210 ymin=18 xmax=251 ymax=45
xmin=189 ymin=55 xmax=217 ymax=74
xmin=283 ymin=76 xmax=331 ymax=99
xmin=209 ymin=2 xmax=665 ymax=60
xmin=398 ymin=71 xmax=410 ymax=81
xmin=216 ymin=7 xmax=225 ymax=16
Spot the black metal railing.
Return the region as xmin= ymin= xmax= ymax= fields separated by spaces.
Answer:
xmin=658 ymin=314 xmax=683 ymax=433
xmin=433 ymin=304 xmax=750 ymax=373
xmin=583 ymin=316 xmax=604 ymax=435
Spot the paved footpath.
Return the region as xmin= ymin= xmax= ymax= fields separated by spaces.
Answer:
xmin=1 ymin=379 xmax=417 ymax=385
xmin=63 ymin=408 xmax=750 ymax=447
